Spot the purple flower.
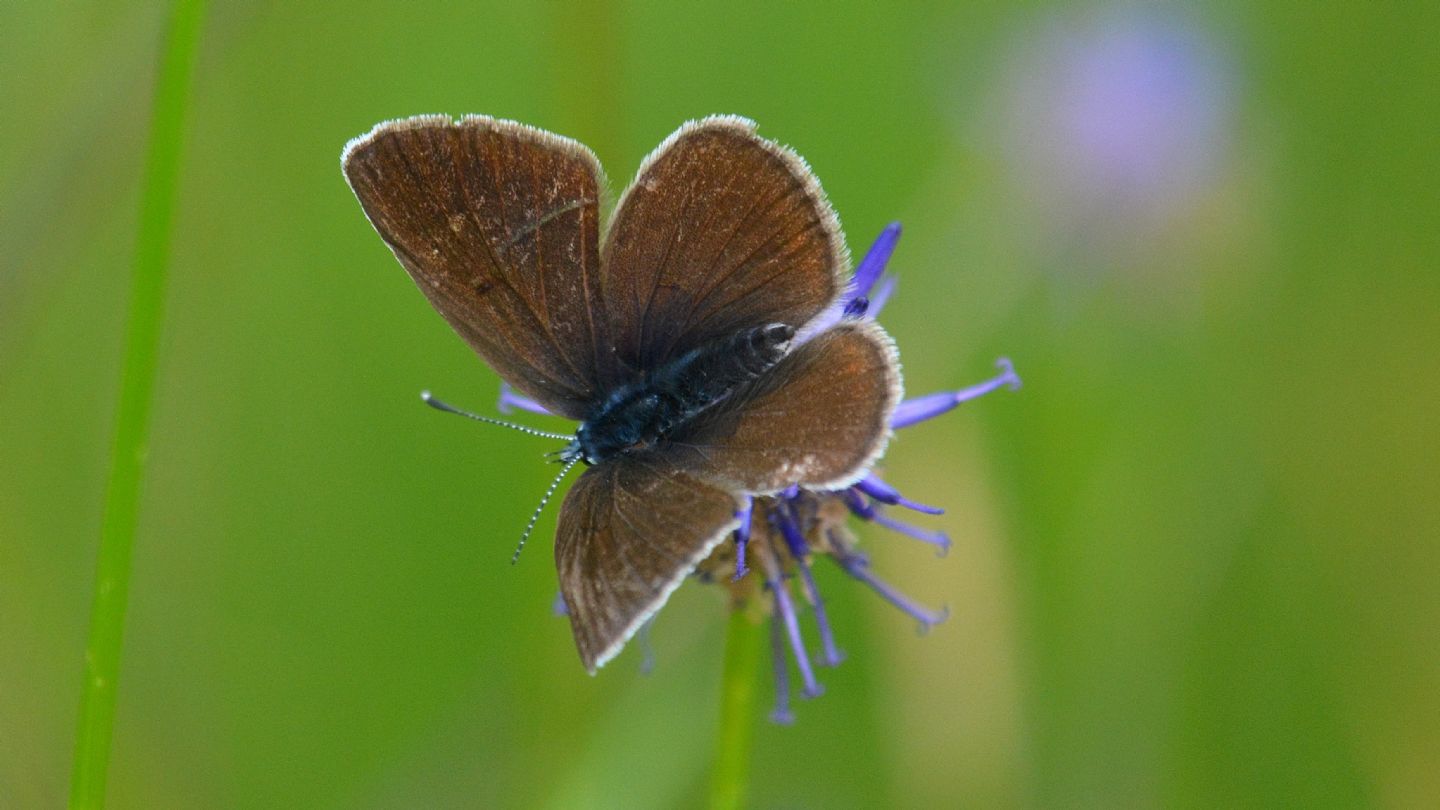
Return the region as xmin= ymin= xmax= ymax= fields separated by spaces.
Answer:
xmin=535 ymin=224 xmax=1019 ymax=718
xmin=692 ymin=223 xmax=1020 ymax=722
xmin=987 ymin=7 xmax=1234 ymax=258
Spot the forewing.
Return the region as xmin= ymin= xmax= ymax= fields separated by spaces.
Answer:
xmin=600 ymin=116 xmax=846 ymax=375
xmin=556 ymin=456 xmax=741 ymax=673
xmin=343 ymin=115 xmax=609 ymax=418
xmin=665 ymin=320 xmax=901 ymax=494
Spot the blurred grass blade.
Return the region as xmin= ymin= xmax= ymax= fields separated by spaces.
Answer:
xmin=709 ymin=610 xmax=761 ymax=810
xmin=69 ymin=1 xmax=207 ymax=807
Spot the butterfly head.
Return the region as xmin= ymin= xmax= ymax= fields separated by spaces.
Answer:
xmin=555 ymin=438 xmax=590 ymax=466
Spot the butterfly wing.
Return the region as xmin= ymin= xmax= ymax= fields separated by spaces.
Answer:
xmin=666 ymin=320 xmax=902 ymax=494
xmin=555 ymin=455 xmax=742 ymax=673
xmin=600 ymin=116 xmax=846 ymax=376
xmin=342 ymin=115 xmax=609 ymax=419
xmin=557 ymin=321 xmax=899 ymax=672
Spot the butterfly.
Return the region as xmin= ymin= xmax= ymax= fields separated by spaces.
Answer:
xmin=341 ymin=115 xmax=899 ymax=673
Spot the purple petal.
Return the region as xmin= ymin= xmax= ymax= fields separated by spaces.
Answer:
xmin=851 ymin=222 xmax=902 ymax=299
xmin=797 ymin=564 xmax=845 ymax=667
xmin=732 ymin=497 xmax=754 ymax=581
xmin=856 ymin=474 xmax=945 ymax=515
xmin=843 ymin=295 xmax=870 ymax=319
xmin=871 ymin=511 xmax=952 ymax=557
xmin=771 ymin=505 xmax=844 ymax=666
xmin=867 ymin=274 xmax=898 ymax=318
xmin=794 ymin=300 xmax=846 ymax=345
xmin=769 ymin=613 xmax=795 ymax=725
xmin=891 ymin=358 xmax=1022 ymax=429
xmin=842 ymin=488 xmax=878 ymax=520
xmin=769 ymin=576 xmax=824 ymax=699
xmin=834 ymin=551 xmax=950 ymax=632
xmin=771 ymin=505 xmax=809 ymax=558
xmin=552 ymin=591 xmax=569 ymax=616
xmin=497 ymin=382 xmax=554 ymax=416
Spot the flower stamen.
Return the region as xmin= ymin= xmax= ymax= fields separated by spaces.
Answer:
xmin=768 ymin=611 xmax=795 ymax=725
xmin=892 ymin=357 xmax=1021 ymax=429
xmin=869 ymin=511 xmax=952 ymax=557
xmin=867 ymin=274 xmax=898 ymax=319
xmin=732 ymin=496 xmax=754 ymax=581
xmin=850 ymin=221 xmax=901 ymax=299
xmin=761 ymin=541 xmax=823 ymax=699
xmin=772 ymin=503 xmax=845 ymax=667
xmin=831 ymin=532 xmax=950 ymax=633
xmin=856 ymin=474 xmax=945 ymax=515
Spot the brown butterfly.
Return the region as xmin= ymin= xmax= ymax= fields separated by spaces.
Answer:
xmin=341 ymin=115 xmax=899 ymax=673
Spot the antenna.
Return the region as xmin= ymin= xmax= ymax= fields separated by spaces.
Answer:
xmin=420 ymin=391 xmax=572 ymax=441
xmin=512 ymin=456 xmax=581 ymax=565
xmin=419 ymin=391 xmax=582 ymax=564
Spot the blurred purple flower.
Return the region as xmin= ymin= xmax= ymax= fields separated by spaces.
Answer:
xmin=989 ymin=7 xmax=1234 ymax=253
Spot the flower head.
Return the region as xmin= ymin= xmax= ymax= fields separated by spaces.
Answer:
xmin=691 ymin=223 xmax=1021 ymax=722
xmin=534 ymin=224 xmax=1018 ymax=720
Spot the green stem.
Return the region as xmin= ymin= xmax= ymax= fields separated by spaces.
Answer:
xmin=69 ymin=2 xmax=206 ymax=807
xmin=709 ymin=609 xmax=762 ymax=810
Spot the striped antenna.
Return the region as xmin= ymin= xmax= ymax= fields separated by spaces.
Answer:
xmin=420 ymin=391 xmax=573 ymax=441
xmin=512 ymin=456 xmax=581 ymax=564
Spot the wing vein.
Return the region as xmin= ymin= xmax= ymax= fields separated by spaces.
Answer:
xmin=673 ymin=176 xmax=796 ymax=334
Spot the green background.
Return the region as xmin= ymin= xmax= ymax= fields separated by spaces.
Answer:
xmin=4 ymin=1 xmax=1437 ymax=807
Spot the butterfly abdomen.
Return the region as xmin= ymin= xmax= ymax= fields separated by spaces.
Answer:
xmin=575 ymin=323 xmax=795 ymax=464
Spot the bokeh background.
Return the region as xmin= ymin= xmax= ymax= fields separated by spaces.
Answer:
xmin=4 ymin=1 xmax=1437 ymax=807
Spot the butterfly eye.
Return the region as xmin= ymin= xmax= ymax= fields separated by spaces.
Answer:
xmin=761 ymin=323 xmax=794 ymax=343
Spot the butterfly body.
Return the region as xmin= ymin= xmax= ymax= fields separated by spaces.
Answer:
xmin=569 ymin=322 xmax=795 ymax=464
xmin=343 ymin=114 xmax=900 ymax=672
